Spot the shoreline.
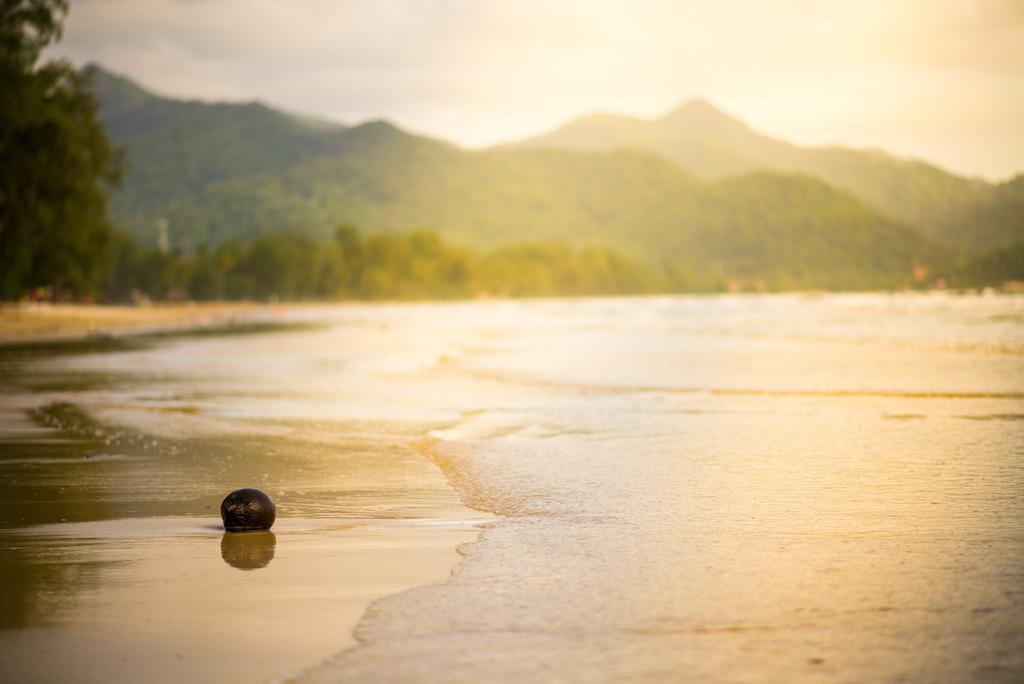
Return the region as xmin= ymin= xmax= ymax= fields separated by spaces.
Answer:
xmin=0 ymin=302 xmax=278 ymax=345
xmin=0 ymin=313 xmax=494 ymax=683
xmin=3 ymin=289 xmax=1020 ymax=345
xmin=0 ymin=396 xmax=492 ymax=683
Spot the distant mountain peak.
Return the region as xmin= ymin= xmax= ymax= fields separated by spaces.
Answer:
xmin=658 ymin=97 xmax=751 ymax=135
xmin=343 ymin=119 xmax=414 ymax=144
xmin=354 ymin=118 xmax=402 ymax=132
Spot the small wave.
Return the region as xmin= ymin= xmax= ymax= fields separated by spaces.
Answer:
xmin=456 ymin=367 xmax=1023 ymax=401
xmin=413 ymin=436 xmax=527 ymax=518
xmin=953 ymin=413 xmax=1024 ymax=421
xmin=452 ymin=366 xmax=703 ymax=396
xmin=0 ymin=453 xmax=142 ymax=466
xmin=712 ymin=388 xmax=1024 ymax=400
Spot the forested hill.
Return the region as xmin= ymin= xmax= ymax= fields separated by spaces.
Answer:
xmin=517 ymin=99 xmax=1023 ymax=252
xmin=87 ymin=64 xmax=351 ymax=230
xmin=89 ymin=64 xmax=956 ymax=290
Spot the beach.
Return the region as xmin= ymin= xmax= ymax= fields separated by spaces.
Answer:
xmin=0 ymin=302 xmax=274 ymax=344
xmin=0 ymin=310 xmax=491 ymax=683
xmin=2 ymin=294 xmax=1022 ymax=682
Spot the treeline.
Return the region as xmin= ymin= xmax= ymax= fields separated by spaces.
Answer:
xmin=101 ymin=225 xmax=663 ymax=302
xmin=26 ymin=222 xmax=1023 ymax=304
xmin=949 ymin=241 xmax=1024 ymax=288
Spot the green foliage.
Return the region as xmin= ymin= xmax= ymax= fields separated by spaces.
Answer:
xmin=802 ymin=148 xmax=990 ymax=249
xmin=101 ymin=230 xmax=184 ymax=301
xmin=100 ymin=225 xmax=659 ymax=302
xmin=949 ymin=241 xmax=1024 ymax=288
xmin=694 ymin=173 xmax=949 ymax=290
xmin=478 ymin=243 xmax=662 ymax=296
xmin=935 ymin=175 xmax=1024 ymax=251
xmin=85 ymin=64 xmax=349 ymax=243
xmin=0 ymin=2 xmax=121 ymax=300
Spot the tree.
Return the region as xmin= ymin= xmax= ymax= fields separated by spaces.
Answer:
xmin=0 ymin=0 xmax=121 ymax=300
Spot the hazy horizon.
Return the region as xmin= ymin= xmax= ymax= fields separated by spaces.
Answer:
xmin=50 ymin=0 xmax=1024 ymax=181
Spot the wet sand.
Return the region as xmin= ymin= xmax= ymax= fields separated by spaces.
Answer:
xmin=0 ymin=517 xmax=480 ymax=684
xmin=0 ymin=317 xmax=492 ymax=683
xmin=0 ymin=302 xmax=273 ymax=343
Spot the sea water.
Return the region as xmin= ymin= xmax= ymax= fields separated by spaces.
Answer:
xmin=303 ymin=294 xmax=1024 ymax=682
xmin=3 ymin=294 xmax=1022 ymax=682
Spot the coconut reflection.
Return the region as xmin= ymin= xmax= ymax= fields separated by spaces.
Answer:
xmin=220 ymin=531 xmax=276 ymax=570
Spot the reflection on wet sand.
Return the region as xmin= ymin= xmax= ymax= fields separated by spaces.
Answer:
xmin=221 ymin=531 xmax=276 ymax=570
xmin=0 ymin=533 xmax=109 ymax=631
xmin=0 ymin=518 xmax=481 ymax=684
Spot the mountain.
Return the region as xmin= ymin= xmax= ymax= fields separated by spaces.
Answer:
xmin=935 ymin=175 xmax=1024 ymax=251
xmin=517 ymin=99 xmax=1017 ymax=252
xmin=86 ymin=64 xmax=953 ymax=290
xmin=520 ymin=100 xmax=795 ymax=179
xmin=86 ymin=64 xmax=351 ymax=235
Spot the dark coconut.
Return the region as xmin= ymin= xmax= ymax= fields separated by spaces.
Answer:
xmin=220 ymin=488 xmax=276 ymax=532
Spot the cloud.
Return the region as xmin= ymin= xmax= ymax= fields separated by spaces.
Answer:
xmin=49 ymin=0 xmax=1024 ymax=179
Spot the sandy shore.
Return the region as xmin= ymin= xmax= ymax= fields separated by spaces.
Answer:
xmin=0 ymin=395 xmax=490 ymax=684
xmin=0 ymin=302 xmax=277 ymax=344
xmin=0 ymin=312 xmax=493 ymax=683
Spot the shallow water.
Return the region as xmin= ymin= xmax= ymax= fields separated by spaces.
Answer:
xmin=305 ymin=294 xmax=1024 ymax=683
xmin=2 ymin=294 xmax=1023 ymax=682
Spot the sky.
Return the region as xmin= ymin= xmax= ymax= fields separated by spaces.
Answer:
xmin=50 ymin=0 xmax=1024 ymax=180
